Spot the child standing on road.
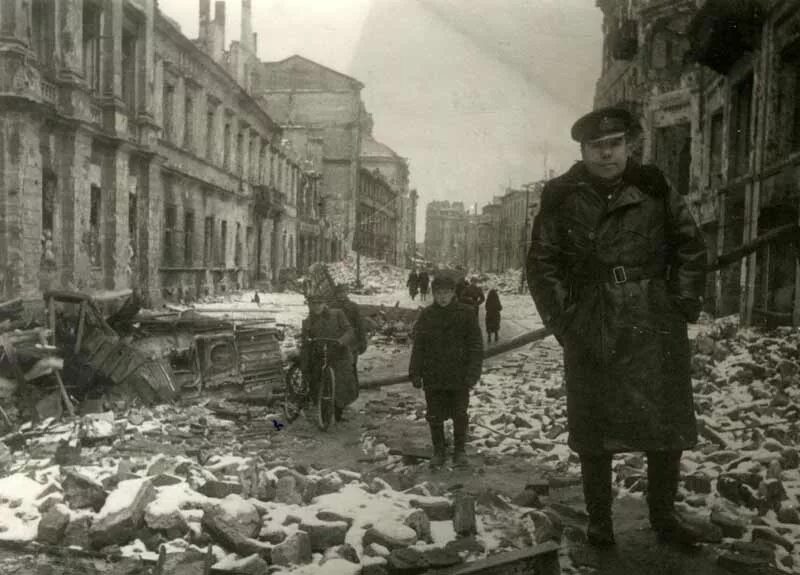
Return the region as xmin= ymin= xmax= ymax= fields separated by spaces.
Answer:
xmin=409 ymin=272 xmax=484 ymax=468
xmin=485 ymin=288 xmax=502 ymax=343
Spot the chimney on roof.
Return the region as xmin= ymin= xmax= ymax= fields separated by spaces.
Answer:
xmin=199 ymin=0 xmax=211 ymax=51
xmin=212 ymin=1 xmax=226 ymax=62
xmin=241 ymin=0 xmax=252 ymax=52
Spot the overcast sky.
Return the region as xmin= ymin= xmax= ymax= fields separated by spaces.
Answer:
xmin=158 ymin=0 xmax=603 ymax=242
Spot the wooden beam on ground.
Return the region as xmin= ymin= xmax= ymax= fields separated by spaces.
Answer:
xmin=424 ymin=542 xmax=560 ymax=575
xmin=359 ymin=327 xmax=553 ymax=390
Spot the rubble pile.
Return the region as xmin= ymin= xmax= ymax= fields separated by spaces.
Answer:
xmin=473 ymin=270 xmax=525 ymax=295
xmin=0 ymin=408 xmax=560 ymax=575
xmin=326 ymin=256 xmax=408 ymax=295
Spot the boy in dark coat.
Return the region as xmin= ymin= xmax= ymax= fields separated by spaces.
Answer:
xmin=409 ymin=272 xmax=484 ymax=467
xmin=484 ymin=288 xmax=502 ymax=343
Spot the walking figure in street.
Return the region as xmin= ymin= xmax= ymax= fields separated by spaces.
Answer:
xmin=459 ymin=276 xmax=485 ymax=314
xmin=527 ymin=106 xmax=708 ymax=548
xmin=300 ymin=282 xmax=358 ymax=424
xmin=484 ymin=288 xmax=502 ymax=343
xmin=332 ymin=283 xmax=369 ymax=399
xmin=406 ymin=269 xmax=419 ymax=301
xmin=409 ymin=271 xmax=483 ymax=468
xmin=418 ymin=269 xmax=430 ymax=302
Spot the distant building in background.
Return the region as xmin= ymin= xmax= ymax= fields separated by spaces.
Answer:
xmin=422 ymin=180 xmax=544 ymax=273
xmin=424 ymin=201 xmax=467 ymax=266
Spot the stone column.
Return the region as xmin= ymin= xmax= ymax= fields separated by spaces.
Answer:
xmin=58 ymin=0 xmax=83 ymax=83
xmin=102 ymin=0 xmax=123 ymax=100
xmin=0 ymin=109 xmax=43 ymax=300
xmin=101 ymin=144 xmax=130 ymax=290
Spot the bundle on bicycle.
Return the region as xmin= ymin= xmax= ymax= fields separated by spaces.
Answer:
xmin=283 ymin=287 xmax=358 ymax=430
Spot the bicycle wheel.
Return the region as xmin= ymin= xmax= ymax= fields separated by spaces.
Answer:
xmin=282 ymin=363 xmax=308 ymax=423
xmin=315 ymin=366 xmax=336 ymax=431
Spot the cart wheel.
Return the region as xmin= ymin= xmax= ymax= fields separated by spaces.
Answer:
xmin=315 ymin=366 xmax=336 ymax=431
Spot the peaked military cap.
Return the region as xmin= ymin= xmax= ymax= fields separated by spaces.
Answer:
xmin=571 ymin=106 xmax=640 ymax=143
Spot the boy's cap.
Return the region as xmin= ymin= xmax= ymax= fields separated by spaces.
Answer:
xmin=431 ymin=272 xmax=457 ymax=290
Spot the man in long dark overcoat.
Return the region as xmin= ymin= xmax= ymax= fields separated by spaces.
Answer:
xmin=409 ymin=272 xmax=484 ymax=467
xmin=527 ymin=107 xmax=707 ymax=547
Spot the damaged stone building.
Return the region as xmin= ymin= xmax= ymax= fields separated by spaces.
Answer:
xmin=1 ymin=0 xmax=421 ymax=310
xmin=0 ymin=0 xmax=328 ymax=307
xmin=595 ymin=0 xmax=800 ymax=326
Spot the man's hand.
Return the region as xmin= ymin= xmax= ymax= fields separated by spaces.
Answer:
xmin=411 ymin=376 xmax=423 ymax=389
xmin=673 ymin=296 xmax=703 ymax=323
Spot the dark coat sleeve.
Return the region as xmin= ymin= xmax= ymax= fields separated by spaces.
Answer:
xmin=526 ymin=184 xmax=572 ymax=338
xmin=476 ymin=287 xmax=485 ymax=306
xmin=664 ymin=180 xmax=708 ymax=302
xmin=462 ymin=306 xmax=484 ymax=386
xmin=408 ymin=308 xmax=428 ymax=380
xmin=333 ymin=309 xmax=356 ymax=349
xmin=299 ymin=318 xmax=311 ymax=375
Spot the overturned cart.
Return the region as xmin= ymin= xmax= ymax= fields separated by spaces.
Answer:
xmin=45 ymin=290 xmax=177 ymax=406
xmin=45 ymin=290 xmax=285 ymax=408
xmin=129 ymin=308 xmax=285 ymax=398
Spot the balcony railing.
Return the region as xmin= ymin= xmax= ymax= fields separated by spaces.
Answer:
xmin=254 ymin=185 xmax=285 ymax=218
xmin=89 ymin=101 xmax=102 ymax=125
xmin=40 ymin=80 xmax=56 ymax=104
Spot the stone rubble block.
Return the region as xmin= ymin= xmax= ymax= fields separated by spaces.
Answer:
xmin=271 ymin=530 xmax=312 ymax=566
xmin=63 ymin=515 xmax=92 ymax=549
xmin=37 ymin=503 xmax=70 ymax=544
xmin=275 ymin=475 xmax=303 ymax=505
xmin=62 ymin=467 xmax=108 ymax=512
xmin=409 ymin=496 xmax=454 ymax=521
xmin=298 ymin=518 xmax=349 ymax=552
xmin=453 ymin=494 xmax=477 ymax=536
xmin=362 ymin=519 xmax=418 ymax=550
xmin=90 ymin=477 xmax=156 ymax=549
xmin=201 ymin=494 xmax=261 ymax=552
xmin=709 ymin=509 xmax=748 ymax=539
xmin=198 ymin=479 xmax=243 ymax=499
xmin=403 ymin=508 xmax=432 ymax=543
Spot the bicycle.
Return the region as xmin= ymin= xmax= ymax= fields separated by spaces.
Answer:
xmin=282 ymin=337 xmax=339 ymax=431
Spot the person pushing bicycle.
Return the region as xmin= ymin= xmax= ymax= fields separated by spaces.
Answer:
xmin=300 ymin=288 xmax=358 ymax=423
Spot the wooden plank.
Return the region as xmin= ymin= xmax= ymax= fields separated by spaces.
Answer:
xmin=74 ymin=301 xmax=87 ymax=355
xmin=426 ymin=542 xmax=560 ymax=575
xmin=48 ymin=296 xmax=56 ymax=347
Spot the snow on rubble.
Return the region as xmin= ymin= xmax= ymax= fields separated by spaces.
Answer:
xmin=366 ymin=313 xmax=800 ymax=572
xmin=0 ymin=400 xmax=554 ymax=575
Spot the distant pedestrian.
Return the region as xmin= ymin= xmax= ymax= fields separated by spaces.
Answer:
xmin=484 ymin=289 xmax=502 ymax=343
xmin=409 ymin=271 xmax=483 ymax=468
xmin=454 ymin=275 xmax=468 ymax=301
xmin=459 ymin=277 xmax=485 ymax=314
xmin=417 ymin=269 xmax=430 ymax=301
xmin=406 ymin=269 xmax=419 ymax=301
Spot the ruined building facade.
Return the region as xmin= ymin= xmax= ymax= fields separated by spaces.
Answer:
xmin=0 ymin=0 xmax=417 ymax=307
xmin=594 ymin=0 xmax=800 ymax=326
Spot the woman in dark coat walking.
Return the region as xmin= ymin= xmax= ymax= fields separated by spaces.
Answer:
xmin=406 ymin=270 xmax=419 ymax=301
xmin=527 ymin=107 xmax=707 ymax=548
xmin=484 ymin=289 xmax=502 ymax=343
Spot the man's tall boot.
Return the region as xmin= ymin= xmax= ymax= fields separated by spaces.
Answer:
xmin=580 ymin=453 xmax=615 ymax=546
xmin=452 ymin=415 xmax=469 ymax=467
xmin=647 ymin=450 xmax=702 ymax=546
xmin=429 ymin=423 xmax=446 ymax=468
